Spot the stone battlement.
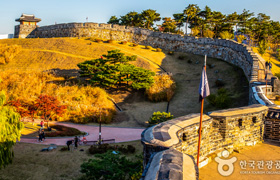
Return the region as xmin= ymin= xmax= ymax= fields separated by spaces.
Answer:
xmin=141 ymin=105 xmax=268 ymax=179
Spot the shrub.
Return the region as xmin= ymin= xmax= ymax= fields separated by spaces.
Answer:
xmin=146 ymin=74 xmax=176 ymax=102
xmin=95 ymin=39 xmax=103 ymax=43
xmin=107 ymin=40 xmax=115 ymax=44
xmin=88 ymin=144 xmax=112 ymax=154
xmin=219 ymin=31 xmax=234 ymax=39
xmin=236 ymin=35 xmax=246 ymax=44
xmin=191 ymin=27 xmax=200 ymax=37
xmin=206 ymin=88 xmax=232 ymax=108
xmin=187 ymin=59 xmax=193 ymax=64
xmin=258 ymin=40 xmax=268 ymax=56
xmin=45 ymin=125 xmax=83 ymax=137
xmin=121 ymin=41 xmax=127 ymax=45
xmin=145 ymin=45 xmax=152 ymax=50
xmin=178 ymin=55 xmax=187 ymax=60
xmin=155 ymin=48 xmax=162 ymax=52
xmin=215 ymin=79 xmax=225 ymax=88
xmin=80 ymin=151 xmax=142 ymax=180
xmin=203 ymin=29 xmax=215 ymax=38
xmin=148 ymin=111 xmax=173 ymax=126
xmin=88 ymin=144 xmax=136 ymax=154
xmin=132 ymin=43 xmax=138 ymax=47
xmin=168 ymin=51 xmax=174 ymax=55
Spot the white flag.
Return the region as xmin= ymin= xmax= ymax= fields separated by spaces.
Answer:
xmin=199 ymin=67 xmax=210 ymax=102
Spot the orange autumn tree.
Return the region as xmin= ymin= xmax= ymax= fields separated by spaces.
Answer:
xmin=35 ymin=95 xmax=67 ymax=127
xmin=8 ymin=99 xmax=38 ymax=125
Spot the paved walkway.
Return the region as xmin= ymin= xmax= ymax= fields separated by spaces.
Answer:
xmin=20 ymin=121 xmax=145 ymax=146
xmin=199 ymin=141 xmax=280 ymax=180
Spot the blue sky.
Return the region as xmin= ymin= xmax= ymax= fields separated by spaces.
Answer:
xmin=0 ymin=0 xmax=280 ymax=34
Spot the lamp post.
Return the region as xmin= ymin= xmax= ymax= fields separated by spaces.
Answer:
xmin=99 ymin=108 xmax=102 ymax=145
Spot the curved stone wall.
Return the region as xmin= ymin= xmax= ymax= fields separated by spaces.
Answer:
xmin=16 ymin=22 xmax=276 ymax=179
xmin=31 ymin=23 xmax=260 ymax=83
xmin=141 ymin=105 xmax=268 ymax=179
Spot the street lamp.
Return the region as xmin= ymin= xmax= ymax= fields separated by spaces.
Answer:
xmin=99 ymin=108 xmax=102 ymax=145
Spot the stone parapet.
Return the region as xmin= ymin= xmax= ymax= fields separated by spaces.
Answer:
xmin=141 ymin=105 xmax=268 ymax=179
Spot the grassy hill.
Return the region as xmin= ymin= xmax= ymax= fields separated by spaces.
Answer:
xmin=0 ymin=38 xmax=249 ymax=127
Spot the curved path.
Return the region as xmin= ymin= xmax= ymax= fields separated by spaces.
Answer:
xmin=20 ymin=122 xmax=145 ymax=146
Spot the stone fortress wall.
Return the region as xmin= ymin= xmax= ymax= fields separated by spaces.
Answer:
xmin=17 ymin=22 xmax=280 ymax=179
xmin=31 ymin=23 xmax=258 ymax=84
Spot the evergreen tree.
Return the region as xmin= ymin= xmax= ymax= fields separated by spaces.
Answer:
xmin=141 ymin=9 xmax=161 ymax=29
xmin=0 ymin=91 xmax=24 ymax=169
xmin=108 ymin=16 xmax=120 ymax=25
xmin=161 ymin=17 xmax=177 ymax=33
xmin=78 ymin=50 xmax=155 ymax=90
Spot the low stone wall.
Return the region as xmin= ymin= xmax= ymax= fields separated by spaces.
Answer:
xmin=141 ymin=104 xmax=268 ymax=179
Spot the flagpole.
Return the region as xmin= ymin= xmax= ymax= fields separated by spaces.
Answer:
xmin=197 ymin=55 xmax=207 ymax=167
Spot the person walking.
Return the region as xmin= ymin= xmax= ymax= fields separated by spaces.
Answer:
xmin=38 ymin=129 xmax=43 ymax=142
xmin=41 ymin=129 xmax=45 ymax=141
xmin=74 ymin=136 xmax=79 ymax=149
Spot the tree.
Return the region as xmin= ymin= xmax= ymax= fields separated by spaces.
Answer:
xmin=0 ymin=91 xmax=24 ymax=169
xmin=183 ymin=4 xmax=200 ymax=35
xmin=7 ymin=99 xmax=29 ymax=119
xmin=80 ymin=151 xmax=142 ymax=180
xmin=141 ymin=9 xmax=161 ymax=29
xmin=173 ymin=13 xmax=185 ymax=33
xmin=35 ymin=95 xmax=67 ymax=127
xmin=120 ymin=12 xmax=144 ymax=27
xmin=161 ymin=17 xmax=177 ymax=33
xmin=108 ymin=16 xmax=120 ymax=25
xmin=148 ymin=111 xmax=173 ymax=126
xmin=78 ymin=50 xmax=155 ymax=90
xmin=258 ymin=40 xmax=268 ymax=56
xmin=237 ymin=9 xmax=254 ymax=34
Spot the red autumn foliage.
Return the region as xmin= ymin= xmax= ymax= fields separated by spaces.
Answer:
xmin=35 ymin=94 xmax=67 ymax=122
xmin=7 ymin=99 xmax=29 ymax=118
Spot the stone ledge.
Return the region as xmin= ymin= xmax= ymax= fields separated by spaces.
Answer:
xmin=142 ymin=114 xmax=211 ymax=148
xmin=142 ymin=149 xmax=198 ymax=180
xmin=209 ymin=104 xmax=268 ymax=118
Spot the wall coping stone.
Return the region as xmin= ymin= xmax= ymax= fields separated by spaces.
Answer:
xmin=143 ymin=114 xmax=211 ymax=148
xmin=143 ymin=149 xmax=197 ymax=180
xmin=209 ymin=104 xmax=268 ymax=118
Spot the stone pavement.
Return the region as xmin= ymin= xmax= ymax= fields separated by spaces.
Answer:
xmin=199 ymin=141 xmax=280 ymax=180
xmin=20 ymin=121 xmax=145 ymax=146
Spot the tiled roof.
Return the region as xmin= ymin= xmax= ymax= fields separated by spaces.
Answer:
xmin=15 ymin=14 xmax=41 ymax=22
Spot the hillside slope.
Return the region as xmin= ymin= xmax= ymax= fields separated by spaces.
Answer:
xmin=0 ymin=38 xmax=249 ymax=127
xmin=0 ymin=38 xmax=165 ymax=72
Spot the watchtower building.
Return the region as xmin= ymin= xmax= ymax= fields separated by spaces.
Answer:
xmin=14 ymin=14 xmax=41 ymax=38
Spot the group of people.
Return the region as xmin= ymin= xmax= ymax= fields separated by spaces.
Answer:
xmin=66 ymin=136 xmax=80 ymax=151
xmin=38 ymin=128 xmax=45 ymax=142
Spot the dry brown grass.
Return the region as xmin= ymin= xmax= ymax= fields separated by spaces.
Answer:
xmin=0 ymin=44 xmax=22 ymax=64
xmin=0 ymin=38 xmax=167 ymax=124
xmin=146 ymin=74 xmax=176 ymax=102
xmin=0 ymin=69 xmax=115 ymax=123
xmin=0 ymin=38 xmax=165 ymax=72
xmin=0 ymin=141 xmax=142 ymax=180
